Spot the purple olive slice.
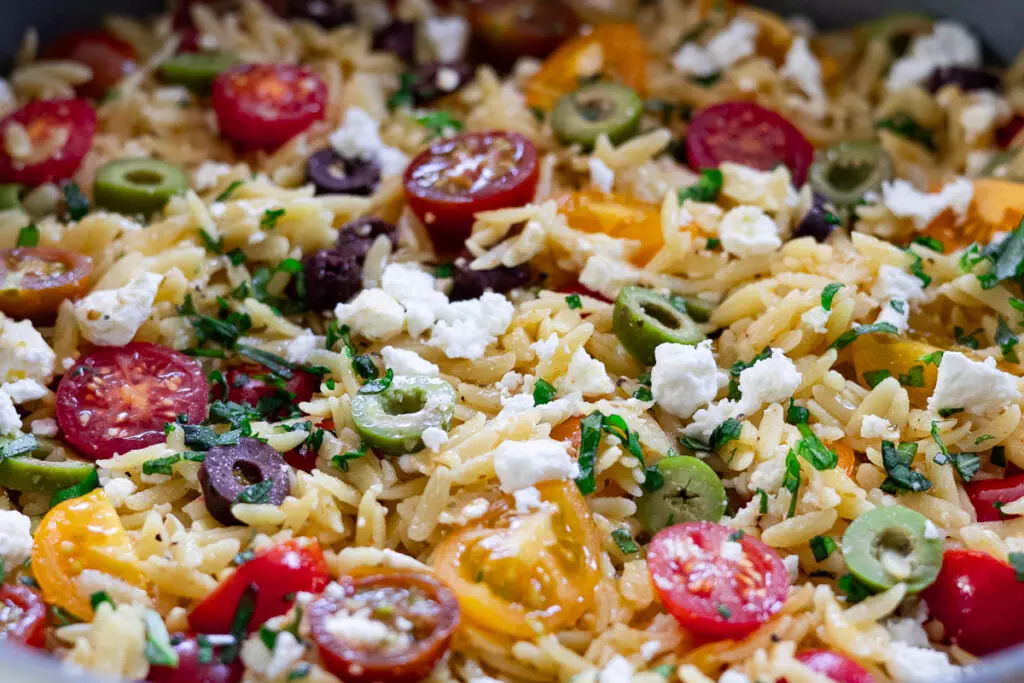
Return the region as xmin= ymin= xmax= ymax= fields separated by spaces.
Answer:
xmin=199 ymin=437 xmax=290 ymax=526
xmin=306 ymin=148 xmax=381 ymax=196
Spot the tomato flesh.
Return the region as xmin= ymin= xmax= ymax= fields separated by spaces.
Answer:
xmin=0 ymin=584 xmax=46 ymax=648
xmin=403 ymin=131 xmax=539 ymax=245
xmin=212 ymin=64 xmax=327 ymax=150
xmin=468 ymin=0 xmax=579 ymax=68
xmin=686 ymin=101 xmax=813 ymax=186
xmin=792 ymin=650 xmax=876 ymax=683
xmin=648 ymin=521 xmax=789 ymax=640
xmin=224 ymin=363 xmax=318 ymax=414
xmin=43 ymin=31 xmax=137 ymax=100
xmin=0 ymin=247 xmax=93 ymax=322
xmin=56 ymin=343 xmax=209 ymax=461
xmin=966 ymin=474 xmax=1024 ymax=522
xmin=146 ymin=635 xmax=243 ymax=683
xmin=922 ymin=549 xmax=1024 ymax=656
xmin=309 ymin=572 xmax=460 ymax=683
xmin=189 ymin=539 xmax=330 ymax=635
xmin=0 ymin=99 xmax=96 ymax=186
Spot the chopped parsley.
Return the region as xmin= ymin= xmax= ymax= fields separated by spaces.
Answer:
xmin=565 ymin=294 xmax=582 ymax=310
xmin=821 ymin=283 xmax=844 ymax=311
xmin=830 ymin=322 xmax=899 ymax=350
xmin=387 ymin=72 xmax=416 ymax=110
xmin=919 ymin=350 xmax=944 ymax=366
xmin=863 ymin=369 xmax=893 ymax=388
xmin=876 ymin=113 xmax=936 ymax=151
xmin=415 ymin=111 xmax=464 ymax=138
xmin=996 ymin=315 xmax=1020 ymax=362
xmin=898 ymin=364 xmax=925 ymax=388
xmin=810 ymin=535 xmax=838 ymax=562
xmin=16 ymin=224 xmax=39 ymax=247
xmin=142 ymin=451 xmax=204 ymax=476
xmin=62 ymin=182 xmax=90 ymax=221
xmin=911 ymin=236 xmax=944 ymax=253
xmin=260 ymin=208 xmax=286 ymax=230
xmin=782 ymin=450 xmax=801 ymax=518
xmin=907 ymin=250 xmax=932 ymax=287
xmin=215 ymin=180 xmax=244 ymax=202
xmin=532 ymin=378 xmax=557 ymax=405
xmin=677 ymin=168 xmax=723 ymax=204
xmin=611 ymin=528 xmax=639 ymax=554
xmin=954 ymin=326 xmax=981 ymax=349
xmin=838 ymin=573 xmax=873 ymax=603
xmin=755 ymin=488 xmax=768 ymax=514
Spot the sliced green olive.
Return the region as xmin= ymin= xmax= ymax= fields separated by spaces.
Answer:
xmin=637 ymin=456 xmax=726 ymax=532
xmin=842 ymin=505 xmax=943 ymax=594
xmin=551 ymin=82 xmax=643 ymax=150
xmin=0 ymin=438 xmax=95 ymax=492
xmin=93 ymin=158 xmax=188 ymax=215
xmin=809 ymin=142 xmax=893 ymax=206
xmin=613 ymin=286 xmax=704 ymax=366
xmin=351 ymin=375 xmax=457 ymax=455
xmin=158 ymin=51 xmax=239 ymax=92
xmin=670 ymin=294 xmax=714 ymax=324
xmin=0 ymin=184 xmax=23 ymax=211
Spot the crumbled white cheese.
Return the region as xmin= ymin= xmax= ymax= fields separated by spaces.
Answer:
xmin=0 ymin=314 xmax=55 ymax=385
xmin=2 ymin=379 xmax=46 ymax=404
xmin=381 ymin=263 xmax=449 ymax=337
xmin=718 ymin=206 xmax=782 ymax=258
xmin=923 ymin=519 xmax=941 ymax=540
xmin=780 ymin=36 xmax=826 ymax=118
xmin=435 ymin=67 xmax=461 ymax=92
xmin=598 ymin=655 xmax=635 ymax=683
xmin=421 ymin=426 xmax=448 ymax=452
xmin=718 ymin=671 xmax=752 ymax=683
xmin=283 ymin=330 xmax=319 ymax=364
xmin=651 ymin=340 xmax=722 ymax=419
xmin=0 ymin=509 xmax=33 ymax=569
xmin=74 ymin=272 xmax=163 ymax=347
xmin=886 ymin=641 xmax=960 ymax=683
xmin=872 ymin=265 xmax=926 ymax=304
xmin=554 ymin=347 xmax=614 ymax=398
xmin=497 ymin=371 xmax=522 ymax=392
xmin=192 ymin=161 xmax=233 ymax=191
xmin=496 ymin=392 xmax=536 ymax=420
xmin=329 ymin=107 xmax=408 ymax=178
xmin=721 ymin=163 xmax=791 ymax=212
xmin=265 ymin=631 xmax=305 ymax=682
xmin=782 ymin=554 xmax=800 ymax=581
xmin=422 ymin=16 xmax=470 ymax=63
xmin=928 ymin=351 xmax=1022 ymax=416
xmin=513 ymin=486 xmax=547 ymax=514
xmin=886 ymin=21 xmax=981 ymax=92
xmin=801 ymin=306 xmax=831 ymax=334
xmin=103 ymin=477 xmax=137 ymax=509
xmin=30 ymin=417 xmax=58 ymax=437
xmin=381 ymin=346 xmax=440 ymax=377
xmin=589 ymin=158 xmax=615 ymax=194
xmin=0 ymin=392 xmax=21 ymax=435
xmin=735 ymin=348 xmax=802 ymax=413
xmin=861 ymin=415 xmax=895 ymax=439
xmin=578 ymin=255 xmax=644 ymax=299
xmin=493 ymin=439 xmax=580 ymax=492
xmin=334 ymin=288 xmax=406 ymax=340
xmin=531 ymin=333 xmax=559 ymax=362
xmin=960 ymin=91 xmax=1010 ymax=144
xmin=672 ymin=43 xmax=718 ymax=77
xmin=429 ymin=292 xmax=514 ymax=360
xmin=324 ymin=611 xmax=392 ymax=647
xmin=672 ymin=18 xmax=759 ymax=77
xmin=881 ymin=177 xmax=974 ymax=230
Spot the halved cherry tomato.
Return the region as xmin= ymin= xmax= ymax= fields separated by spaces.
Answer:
xmin=0 ymin=99 xmax=96 ymax=186
xmin=212 ymin=64 xmax=327 ymax=150
xmin=56 ymin=343 xmax=209 ymax=461
xmin=966 ymin=474 xmax=1024 ymax=522
xmin=851 ymin=335 xmax=939 ymax=409
xmin=33 ymin=489 xmax=148 ymax=621
xmin=550 ymin=416 xmax=582 ymax=456
xmin=686 ymin=102 xmax=813 ymax=186
xmin=43 ymin=31 xmax=138 ymax=100
xmin=923 ymin=549 xmax=1024 ymax=656
xmin=434 ymin=480 xmax=602 ymax=638
xmin=0 ymin=584 xmax=47 ymax=648
xmin=923 ymin=178 xmax=1024 ymax=250
xmin=648 ymin=521 xmax=789 ymax=640
xmin=998 ymin=116 xmax=1024 ymax=149
xmin=403 ymin=131 xmax=539 ymax=245
xmin=0 ymin=247 xmax=93 ymax=321
xmin=560 ymin=280 xmax=610 ymax=303
xmin=789 ymin=650 xmax=876 ymax=683
xmin=146 ymin=635 xmax=244 ymax=683
xmin=835 ymin=441 xmax=857 ymax=478
xmin=468 ymin=0 xmax=579 ymax=68
xmin=189 ymin=539 xmax=329 ymax=634
xmin=524 ymin=24 xmax=647 ymax=109
xmin=224 ymin=363 xmax=318 ymax=414
xmin=555 ymin=190 xmax=671 ymax=265
xmin=309 ymin=572 xmax=460 ymax=683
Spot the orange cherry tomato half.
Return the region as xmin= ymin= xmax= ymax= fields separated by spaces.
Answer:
xmin=0 ymin=584 xmax=47 ymax=648
xmin=468 ymin=0 xmax=580 ymax=68
xmin=850 ymin=335 xmax=939 ymax=409
xmin=921 ymin=178 xmax=1024 ymax=250
xmin=0 ymin=99 xmax=96 ymax=186
xmin=433 ymin=480 xmax=602 ymax=638
xmin=189 ymin=539 xmax=330 ymax=635
xmin=524 ymin=23 xmax=647 ymax=110
xmin=647 ymin=521 xmax=789 ymax=640
xmin=403 ymin=131 xmax=539 ymax=246
xmin=0 ymin=247 xmax=93 ymax=322
xmin=33 ymin=489 xmax=148 ymax=621
xmin=56 ymin=343 xmax=209 ymax=461
xmin=834 ymin=440 xmax=856 ymax=478
xmin=555 ymin=190 xmax=669 ymax=265
xmin=43 ymin=31 xmax=138 ymax=100
xmin=309 ymin=572 xmax=460 ymax=683
xmin=550 ymin=416 xmax=582 ymax=456
xmin=212 ymin=64 xmax=327 ymax=150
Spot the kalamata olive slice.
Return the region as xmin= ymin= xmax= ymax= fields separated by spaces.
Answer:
xmin=406 ymin=62 xmax=473 ymax=106
xmin=302 ymin=250 xmax=361 ymax=311
xmin=288 ymin=0 xmax=354 ymax=27
xmin=793 ymin=193 xmax=841 ymax=243
xmin=335 ymin=216 xmax=398 ymax=257
xmin=372 ymin=21 xmax=415 ymax=63
xmin=926 ymin=67 xmax=1001 ymax=93
xmin=199 ymin=438 xmax=290 ymax=526
xmin=449 ymin=256 xmax=532 ymax=301
xmin=306 ymin=148 xmax=381 ymax=196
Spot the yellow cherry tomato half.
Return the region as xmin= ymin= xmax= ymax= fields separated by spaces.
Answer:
xmin=32 ymin=489 xmax=147 ymax=620
xmin=851 ymin=334 xmax=940 ymax=408
xmin=433 ymin=480 xmax=602 ymax=638
xmin=922 ymin=178 xmax=1024 ymax=250
xmin=524 ymin=24 xmax=646 ymax=110
xmin=556 ymin=190 xmax=674 ymax=265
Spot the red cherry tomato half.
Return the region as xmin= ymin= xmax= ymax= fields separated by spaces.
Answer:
xmin=686 ymin=101 xmax=814 ymax=186
xmin=309 ymin=572 xmax=460 ymax=683
xmin=212 ymin=64 xmax=327 ymax=150
xmin=560 ymin=280 xmax=609 ymax=303
xmin=790 ymin=650 xmax=877 ymax=683
xmin=56 ymin=343 xmax=209 ymax=461
xmin=647 ymin=521 xmax=789 ymax=640
xmin=146 ymin=635 xmax=243 ymax=683
xmin=403 ymin=131 xmax=539 ymax=245
xmin=189 ymin=539 xmax=330 ymax=635
xmin=43 ymin=31 xmax=138 ymax=100
xmin=0 ymin=584 xmax=47 ymax=648
xmin=997 ymin=116 xmax=1024 ymax=149
xmin=468 ymin=0 xmax=580 ymax=68
xmin=224 ymin=363 xmax=318 ymax=412
xmin=922 ymin=549 xmax=1024 ymax=656
xmin=966 ymin=473 xmax=1024 ymax=522
xmin=0 ymin=99 xmax=96 ymax=186
xmin=0 ymin=247 xmax=93 ymax=322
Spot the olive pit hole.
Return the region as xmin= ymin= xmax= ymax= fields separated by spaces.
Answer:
xmin=642 ymin=302 xmax=680 ymax=330
xmin=233 ymin=460 xmax=263 ymax=487
xmin=126 ymin=169 xmax=165 ymax=186
xmin=826 ymin=160 xmax=874 ymax=192
xmin=384 ymin=391 xmax=427 ymax=416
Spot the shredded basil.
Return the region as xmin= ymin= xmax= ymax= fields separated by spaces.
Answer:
xmin=215 ymin=180 xmax=244 ymax=202
xmin=993 ymin=446 xmax=1007 ymax=467
xmin=415 ymin=111 xmax=464 ymax=138
xmin=574 ymin=412 xmax=605 ymax=495
xmin=0 ymin=434 xmax=38 ymax=462
xmin=90 ymin=591 xmax=114 ymax=611
xmin=782 ymin=450 xmax=801 ymax=518
xmin=919 ymin=350 xmax=944 ymax=366
xmin=332 ymin=443 xmax=369 ymax=472
xmin=837 ymin=573 xmax=873 ymax=603
xmin=1009 ymin=552 xmax=1024 ymax=582
xmin=795 ymin=423 xmax=838 ymax=471
xmin=821 ymin=283 xmax=843 ymax=311
xmin=677 ymin=168 xmax=723 ymax=203
xmin=143 ymin=609 xmax=179 ymax=667
xmin=996 ymin=315 xmax=1020 ymax=362
xmin=16 ymin=224 xmax=39 ymax=248
xmin=880 ymin=441 xmax=931 ymax=494
xmin=358 ymin=368 xmax=394 ymax=394
xmin=810 ymin=535 xmax=837 ymax=562
xmin=830 ymin=322 xmax=899 ymax=350
xmin=755 ymin=488 xmax=768 ymax=514
xmin=898 ymin=365 xmax=925 ymax=388
xmin=863 ymin=369 xmax=893 ymax=388
xmin=611 ymin=528 xmax=638 ymax=554
xmin=62 ymin=182 xmax=90 ymax=221
xmin=50 ymin=468 xmax=100 ymax=508
xmin=235 ymin=479 xmax=274 ymax=504
xmin=911 ymin=236 xmax=944 ymax=253
xmin=260 ymin=208 xmax=286 ymax=230
xmin=533 ymin=379 xmax=557 ymax=406
xmin=565 ymin=294 xmax=582 ymax=310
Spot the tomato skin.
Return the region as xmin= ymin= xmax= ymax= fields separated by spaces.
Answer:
xmin=309 ymin=573 xmax=460 ymax=683
xmin=468 ymin=0 xmax=579 ymax=68
xmin=0 ymin=99 xmax=96 ymax=186
xmin=790 ymin=650 xmax=876 ymax=683
xmin=0 ymin=584 xmax=47 ymax=648
xmin=212 ymin=64 xmax=327 ymax=150
xmin=0 ymin=247 xmax=93 ymax=322
xmin=403 ymin=131 xmax=539 ymax=245
xmin=555 ymin=190 xmax=668 ymax=265
xmin=648 ymin=522 xmax=789 ymax=640
xmin=146 ymin=636 xmax=243 ymax=683
xmin=43 ymin=31 xmax=138 ymax=100
xmin=923 ymin=549 xmax=1024 ymax=656
xmin=56 ymin=343 xmax=209 ymax=461
xmin=189 ymin=539 xmax=330 ymax=635
xmin=560 ymin=281 xmax=609 ymax=303
xmin=966 ymin=474 xmax=1024 ymax=522
xmin=686 ymin=101 xmax=813 ymax=186
xmin=224 ymin=363 xmax=318 ymax=412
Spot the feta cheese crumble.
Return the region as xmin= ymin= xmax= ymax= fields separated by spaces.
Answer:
xmin=74 ymin=272 xmax=163 ymax=347
xmin=651 ymin=341 xmax=723 ymax=419
xmin=0 ymin=509 xmax=33 ymax=569
xmin=589 ymin=158 xmax=615 ymax=194
xmin=780 ymin=37 xmax=826 ymax=118
xmin=886 ymin=641 xmax=960 ymax=683
xmin=554 ymin=347 xmax=614 ymax=397
xmin=717 ymin=206 xmax=782 ymax=258
xmin=421 ymin=16 xmax=470 ymax=63
xmin=329 ymin=107 xmax=408 ymax=177
xmin=283 ymin=330 xmax=319 ymax=364
xmin=429 ymin=292 xmax=514 ymax=360
xmin=381 ymin=346 xmax=440 ymax=377
xmin=334 ymin=288 xmax=406 ymax=340
xmin=421 ymin=426 xmax=448 ymax=453
xmin=928 ymin=351 xmax=1021 ymax=417
xmin=381 ymin=263 xmax=449 ymax=337
xmin=801 ymin=306 xmax=831 ymax=334
xmin=0 ymin=314 xmax=55 ymax=385
xmin=578 ymin=255 xmax=644 ymax=300
xmin=881 ymin=177 xmax=974 ymax=230
xmin=871 ymin=264 xmax=926 ymax=332
xmin=886 ymin=21 xmax=981 ymax=92
xmin=671 ymin=18 xmax=759 ymax=78
xmin=493 ymin=439 xmax=580 ymax=492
